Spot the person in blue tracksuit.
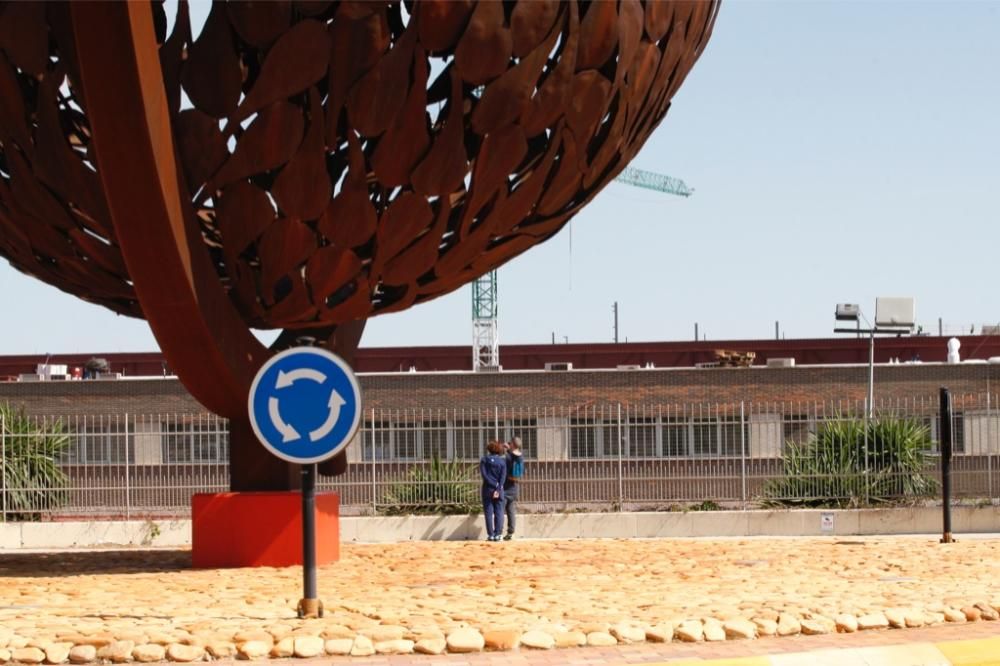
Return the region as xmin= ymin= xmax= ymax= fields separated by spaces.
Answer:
xmin=479 ymin=440 xmax=507 ymax=541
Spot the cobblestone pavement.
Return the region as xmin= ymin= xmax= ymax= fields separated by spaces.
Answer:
xmin=281 ymin=623 xmax=1000 ymax=664
xmin=1 ymin=537 xmax=999 ymax=663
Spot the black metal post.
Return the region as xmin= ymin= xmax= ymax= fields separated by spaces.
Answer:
xmin=940 ymin=387 xmax=954 ymax=543
xmin=298 ymin=463 xmax=322 ymax=617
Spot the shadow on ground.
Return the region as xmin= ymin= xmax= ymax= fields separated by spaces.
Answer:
xmin=0 ymin=550 xmax=191 ymax=577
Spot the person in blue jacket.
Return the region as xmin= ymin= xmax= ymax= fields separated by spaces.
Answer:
xmin=479 ymin=440 xmax=507 ymax=541
xmin=502 ymin=436 xmax=524 ymax=540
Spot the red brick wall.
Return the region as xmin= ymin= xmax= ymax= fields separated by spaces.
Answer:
xmin=0 ymin=362 xmax=996 ymax=416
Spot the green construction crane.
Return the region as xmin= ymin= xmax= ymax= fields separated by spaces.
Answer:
xmin=472 ymin=167 xmax=694 ymax=370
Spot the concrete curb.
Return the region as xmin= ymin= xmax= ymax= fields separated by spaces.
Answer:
xmin=1 ymin=506 xmax=998 ymax=549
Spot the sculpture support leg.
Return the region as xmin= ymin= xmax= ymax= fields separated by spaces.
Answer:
xmin=229 ymin=419 xmax=300 ymax=492
xmin=269 ymin=319 xmax=366 ymax=479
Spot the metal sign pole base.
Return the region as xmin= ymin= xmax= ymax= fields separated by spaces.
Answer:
xmin=297 ymin=598 xmax=324 ymax=619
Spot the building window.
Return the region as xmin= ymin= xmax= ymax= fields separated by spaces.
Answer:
xmin=393 ymin=422 xmax=419 ymax=460
xmin=422 ymin=420 xmax=449 ymax=461
xmin=782 ymin=415 xmax=814 ymax=447
xmin=162 ymin=420 xmax=228 ymax=463
xmin=926 ymin=413 xmax=966 ymax=455
xmin=665 ymin=416 xmax=747 ymax=457
xmin=568 ymin=417 xmax=618 ymax=458
xmin=362 ymin=419 xmax=470 ymax=461
xmin=663 ymin=417 xmax=688 ymax=457
xmin=953 ymin=413 xmax=966 ymax=454
xmin=569 ymin=418 xmax=597 ymax=458
xmin=453 ymin=419 xmax=486 ymax=460
xmin=600 ymin=421 xmax=619 ymax=457
xmin=626 ymin=417 xmax=658 ymax=457
xmin=691 ymin=419 xmax=718 ymax=457
xmin=719 ymin=418 xmax=748 ymax=457
xmin=67 ymin=417 xmax=133 ymax=464
xmin=567 ymin=415 xmax=748 ymax=459
xmin=362 ymin=420 xmax=392 ymax=460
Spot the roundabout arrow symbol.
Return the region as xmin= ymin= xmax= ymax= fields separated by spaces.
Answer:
xmin=268 ymin=396 xmax=300 ymax=442
xmin=309 ymin=389 xmax=346 ymax=442
xmin=276 ymin=368 xmax=327 ymax=388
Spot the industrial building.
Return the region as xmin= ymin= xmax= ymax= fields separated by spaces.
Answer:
xmin=1 ymin=335 xmax=998 ymax=518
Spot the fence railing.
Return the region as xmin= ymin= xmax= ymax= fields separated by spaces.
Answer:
xmin=1 ymin=395 xmax=996 ymax=520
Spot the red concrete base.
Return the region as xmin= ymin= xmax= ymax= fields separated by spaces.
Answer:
xmin=191 ymin=492 xmax=340 ymax=568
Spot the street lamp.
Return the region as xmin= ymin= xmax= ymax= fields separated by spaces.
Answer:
xmin=834 ymin=298 xmax=915 ymax=419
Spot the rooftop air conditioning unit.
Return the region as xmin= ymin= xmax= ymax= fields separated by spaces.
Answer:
xmin=835 ymin=303 xmax=860 ymax=321
xmin=544 ymin=362 xmax=573 ymax=371
xmin=766 ymin=357 xmax=796 ymax=368
xmin=616 ymin=364 xmax=641 ymax=370
xmin=36 ymin=364 xmax=69 ymax=379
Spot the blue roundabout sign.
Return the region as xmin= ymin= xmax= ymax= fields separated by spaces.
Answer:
xmin=248 ymin=347 xmax=362 ymax=464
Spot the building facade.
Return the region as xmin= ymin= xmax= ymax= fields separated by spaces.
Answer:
xmin=2 ymin=360 xmax=998 ymax=463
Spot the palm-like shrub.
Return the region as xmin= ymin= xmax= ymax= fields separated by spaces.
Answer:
xmin=763 ymin=415 xmax=938 ymax=508
xmin=380 ymin=454 xmax=480 ymax=515
xmin=1 ymin=403 xmax=71 ymax=520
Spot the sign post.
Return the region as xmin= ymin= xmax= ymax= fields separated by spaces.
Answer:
xmin=300 ymin=462 xmax=319 ymax=616
xmin=939 ymin=387 xmax=954 ymax=544
xmin=248 ymin=347 xmax=362 ymax=618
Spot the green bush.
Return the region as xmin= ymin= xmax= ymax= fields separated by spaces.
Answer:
xmin=380 ymin=454 xmax=480 ymax=515
xmin=1 ymin=403 xmax=71 ymax=520
xmin=762 ymin=415 xmax=938 ymax=508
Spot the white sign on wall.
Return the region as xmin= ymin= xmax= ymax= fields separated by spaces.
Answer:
xmin=820 ymin=512 xmax=835 ymax=533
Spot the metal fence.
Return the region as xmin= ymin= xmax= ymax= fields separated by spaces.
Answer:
xmin=1 ymin=395 xmax=997 ymax=521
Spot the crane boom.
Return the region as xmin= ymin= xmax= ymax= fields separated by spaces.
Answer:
xmin=614 ymin=166 xmax=694 ymax=197
xmin=471 ymin=167 xmax=694 ymax=371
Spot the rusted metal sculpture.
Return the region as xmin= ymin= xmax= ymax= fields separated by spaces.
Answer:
xmin=0 ymin=1 xmax=719 ymax=491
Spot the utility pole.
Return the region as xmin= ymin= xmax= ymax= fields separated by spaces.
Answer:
xmin=613 ymin=302 xmax=619 ymax=343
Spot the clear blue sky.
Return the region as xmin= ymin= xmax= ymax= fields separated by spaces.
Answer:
xmin=1 ymin=1 xmax=997 ymax=354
